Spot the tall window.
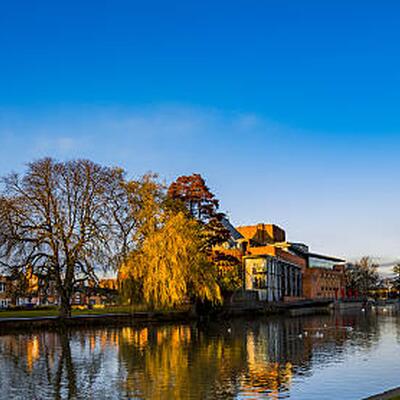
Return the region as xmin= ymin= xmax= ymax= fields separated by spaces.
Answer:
xmin=251 ymin=264 xmax=267 ymax=289
xmin=0 ymin=282 xmax=6 ymax=293
xmin=253 ymin=274 xmax=267 ymax=289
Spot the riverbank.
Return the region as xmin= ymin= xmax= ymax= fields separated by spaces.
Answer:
xmin=0 ymin=304 xmax=195 ymax=332
xmin=364 ymin=387 xmax=400 ymax=400
xmin=0 ymin=310 xmax=194 ymax=332
xmin=222 ymin=298 xmax=333 ymax=317
xmin=0 ymin=299 xmax=335 ymax=331
xmin=0 ymin=305 xmax=154 ymax=318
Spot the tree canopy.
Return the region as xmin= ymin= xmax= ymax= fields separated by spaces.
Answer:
xmin=0 ymin=162 xmax=239 ymax=314
xmin=167 ymin=174 xmax=220 ymax=223
xmin=0 ymin=158 xmax=131 ymax=316
xmin=120 ymin=179 xmax=222 ymax=308
xmin=345 ymin=257 xmax=379 ymax=298
xmin=167 ymin=173 xmax=240 ymax=292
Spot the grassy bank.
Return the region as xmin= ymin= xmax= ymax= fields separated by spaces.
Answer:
xmin=0 ymin=305 xmax=194 ymax=332
xmin=0 ymin=305 xmax=189 ymax=319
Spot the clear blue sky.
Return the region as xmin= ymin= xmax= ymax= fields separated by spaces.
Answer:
xmin=1 ymin=1 xmax=400 ymax=270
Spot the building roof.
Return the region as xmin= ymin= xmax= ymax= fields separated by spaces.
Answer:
xmin=289 ymin=242 xmax=344 ymax=263
xmin=220 ymin=217 xmax=244 ymax=241
xmin=246 ymin=245 xmax=307 ymax=268
xmin=307 ymin=252 xmax=345 ymax=263
xmin=236 ymin=223 xmax=286 ymax=244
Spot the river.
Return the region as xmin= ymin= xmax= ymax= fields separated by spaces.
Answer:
xmin=0 ymin=310 xmax=399 ymax=399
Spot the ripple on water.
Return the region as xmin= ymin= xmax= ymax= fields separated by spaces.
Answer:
xmin=0 ymin=312 xmax=399 ymax=399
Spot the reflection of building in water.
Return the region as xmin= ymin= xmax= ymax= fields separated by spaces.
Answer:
xmin=26 ymin=335 xmax=40 ymax=371
xmin=0 ymin=333 xmax=45 ymax=372
xmin=245 ymin=318 xmax=312 ymax=366
xmin=241 ymin=316 xmax=317 ymax=397
xmin=245 ymin=330 xmax=294 ymax=398
xmin=238 ymin=314 xmax=363 ymax=398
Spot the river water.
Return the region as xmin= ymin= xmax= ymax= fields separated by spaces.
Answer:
xmin=0 ymin=310 xmax=399 ymax=399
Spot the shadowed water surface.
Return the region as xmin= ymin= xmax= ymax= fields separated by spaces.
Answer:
xmin=0 ymin=311 xmax=399 ymax=399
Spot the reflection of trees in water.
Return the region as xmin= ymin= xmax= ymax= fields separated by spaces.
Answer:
xmin=54 ymin=331 xmax=77 ymax=400
xmin=118 ymin=316 xmax=348 ymax=399
xmin=0 ymin=312 xmax=386 ymax=399
xmin=0 ymin=331 xmax=58 ymax=399
xmin=0 ymin=329 xmax=119 ymax=400
xmin=118 ymin=324 xmax=247 ymax=399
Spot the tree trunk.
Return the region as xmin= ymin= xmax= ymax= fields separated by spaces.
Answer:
xmin=59 ymin=288 xmax=72 ymax=318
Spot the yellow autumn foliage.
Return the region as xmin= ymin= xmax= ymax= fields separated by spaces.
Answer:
xmin=120 ymin=211 xmax=222 ymax=308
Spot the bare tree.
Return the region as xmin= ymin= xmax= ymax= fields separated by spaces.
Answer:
xmin=0 ymin=158 xmax=131 ymax=317
xmin=345 ymin=256 xmax=379 ymax=299
xmin=392 ymin=263 xmax=400 ymax=294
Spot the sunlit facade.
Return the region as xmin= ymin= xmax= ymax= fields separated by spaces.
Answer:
xmin=244 ymin=255 xmax=302 ymax=301
xmin=237 ymin=224 xmax=305 ymax=302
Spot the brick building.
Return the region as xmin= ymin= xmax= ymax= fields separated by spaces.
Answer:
xmin=302 ymin=265 xmax=345 ymax=300
xmin=290 ymin=243 xmax=345 ymax=300
xmin=0 ymin=276 xmax=11 ymax=308
xmin=237 ymin=224 xmax=305 ymax=302
xmin=0 ymin=273 xmax=118 ymax=309
xmin=232 ymin=223 xmax=346 ymax=303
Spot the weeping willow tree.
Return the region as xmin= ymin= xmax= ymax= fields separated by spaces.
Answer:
xmin=120 ymin=211 xmax=221 ymax=309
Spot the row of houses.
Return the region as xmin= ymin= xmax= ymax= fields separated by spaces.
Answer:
xmin=219 ymin=220 xmax=346 ymax=303
xmin=0 ymin=274 xmax=118 ymax=309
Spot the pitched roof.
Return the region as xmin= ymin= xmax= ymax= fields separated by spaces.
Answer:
xmin=220 ymin=217 xmax=244 ymax=241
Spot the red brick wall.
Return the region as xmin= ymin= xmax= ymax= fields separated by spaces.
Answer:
xmin=303 ymin=267 xmax=345 ymax=300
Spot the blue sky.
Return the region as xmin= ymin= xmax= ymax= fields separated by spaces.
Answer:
xmin=1 ymin=1 xmax=400 ymax=271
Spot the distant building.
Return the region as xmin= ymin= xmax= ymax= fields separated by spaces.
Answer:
xmin=227 ymin=223 xmax=346 ymax=303
xmin=71 ymin=278 xmax=119 ymax=307
xmin=237 ymin=224 xmax=305 ymax=302
xmin=290 ymin=243 xmax=346 ymax=300
xmin=0 ymin=276 xmax=12 ymax=308
xmin=0 ymin=272 xmax=118 ymax=309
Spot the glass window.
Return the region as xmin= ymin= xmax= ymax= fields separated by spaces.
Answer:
xmin=253 ymin=275 xmax=266 ymax=289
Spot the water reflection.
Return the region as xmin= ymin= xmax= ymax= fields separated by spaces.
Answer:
xmin=0 ymin=311 xmax=397 ymax=400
